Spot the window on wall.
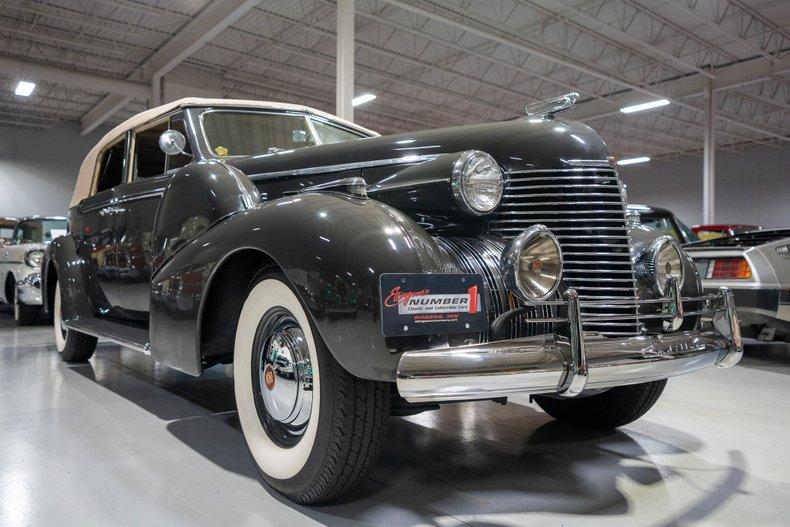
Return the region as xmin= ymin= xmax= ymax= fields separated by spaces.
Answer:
xmin=133 ymin=121 xmax=169 ymax=179
xmin=96 ymin=137 xmax=126 ymax=193
xmin=165 ymin=114 xmax=192 ymax=172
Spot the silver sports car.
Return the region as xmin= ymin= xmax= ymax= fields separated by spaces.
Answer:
xmin=685 ymin=229 xmax=790 ymax=341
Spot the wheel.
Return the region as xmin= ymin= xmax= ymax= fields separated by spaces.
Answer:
xmin=234 ymin=271 xmax=390 ymax=504
xmin=53 ymin=281 xmax=97 ymax=362
xmin=533 ymin=380 xmax=667 ymax=429
xmin=14 ymin=293 xmax=39 ymax=326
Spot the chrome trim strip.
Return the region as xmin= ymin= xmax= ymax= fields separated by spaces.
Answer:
xmin=502 ymin=193 xmax=623 ymax=199
xmin=116 ymin=190 xmax=166 ymax=204
xmin=506 ymin=183 xmax=621 ymax=190
xmin=509 ymin=175 xmax=618 ymax=182
xmin=249 ymin=154 xmax=439 ymax=180
xmin=562 ymin=158 xmax=611 ymax=167
xmin=506 ymin=167 xmax=615 ymax=174
xmin=63 ymin=321 xmax=151 ymax=356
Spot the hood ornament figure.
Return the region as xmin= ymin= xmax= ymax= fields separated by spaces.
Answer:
xmin=525 ymin=92 xmax=580 ymax=119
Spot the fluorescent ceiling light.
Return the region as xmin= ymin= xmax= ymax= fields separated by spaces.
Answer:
xmin=619 ymin=99 xmax=669 ymax=114
xmin=617 ymin=156 xmax=650 ymax=166
xmin=352 ymin=93 xmax=376 ymax=107
xmin=14 ymin=80 xmax=35 ymax=97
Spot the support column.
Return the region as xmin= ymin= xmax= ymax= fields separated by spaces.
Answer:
xmin=336 ymin=0 xmax=354 ymax=121
xmin=151 ymin=75 xmax=162 ymax=107
xmin=703 ymin=79 xmax=715 ymax=224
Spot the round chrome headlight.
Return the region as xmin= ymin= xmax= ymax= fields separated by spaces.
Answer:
xmin=501 ymin=225 xmax=563 ymax=302
xmin=25 ymin=249 xmax=44 ymax=268
xmin=636 ymin=236 xmax=685 ymax=294
xmin=452 ymin=151 xmax=504 ymax=215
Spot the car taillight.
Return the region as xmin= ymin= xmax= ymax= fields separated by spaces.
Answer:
xmin=710 ymin=257 xmax=752 ymax=279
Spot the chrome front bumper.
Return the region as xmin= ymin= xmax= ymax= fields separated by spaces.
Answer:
xmin=396 ymin=287 xmax=742 ymax=403
xmin=16 ymin=273 xmax=42 ymax=305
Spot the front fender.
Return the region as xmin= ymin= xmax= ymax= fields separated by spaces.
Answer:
xmin=48 ymin=235 xmax=96 ymax=322
xmin=150 ymin=192 xmax=453 ymax=379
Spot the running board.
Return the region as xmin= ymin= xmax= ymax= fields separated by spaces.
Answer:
xmin=63 ymin=317 xmax=151 ymax=355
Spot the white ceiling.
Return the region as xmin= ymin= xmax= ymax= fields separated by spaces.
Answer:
xmin=0 ymin=0 xmax=788 ymax=159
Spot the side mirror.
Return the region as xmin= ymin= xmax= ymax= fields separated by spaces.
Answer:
xmin=159 ymin=129 xmax=187 ymax=156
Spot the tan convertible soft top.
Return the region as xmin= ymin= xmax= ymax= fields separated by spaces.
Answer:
xmin=71 ymin=98 xmax=379 ymax=207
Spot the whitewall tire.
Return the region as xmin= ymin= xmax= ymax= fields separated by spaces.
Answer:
xmin=234 ymin=271 xmax=390 ymax=504
xmin=53 ymin=282 xmax=96 ymax=362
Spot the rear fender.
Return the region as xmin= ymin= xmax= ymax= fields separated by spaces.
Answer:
xmin=150 ymin=192 xmax=453 ymax=379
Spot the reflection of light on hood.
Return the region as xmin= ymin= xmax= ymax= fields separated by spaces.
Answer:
xmin=395 ymin=145 xmax=440 ymax=151
xmin=395 ymin=139 xmax=415 ymax=144
xmin=570 ymin=134 xmax=586 ymax=145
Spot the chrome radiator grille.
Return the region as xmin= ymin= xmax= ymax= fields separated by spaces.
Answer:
xmin=490 ymin=167 xmax=642 ymax=336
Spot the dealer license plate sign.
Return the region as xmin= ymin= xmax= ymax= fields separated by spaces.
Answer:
xmin=379 ymin=273 xmax=487 ymax=337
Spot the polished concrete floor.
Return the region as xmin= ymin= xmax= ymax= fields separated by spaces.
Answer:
xmin=1 ymin=315 xmax=789 ymax=526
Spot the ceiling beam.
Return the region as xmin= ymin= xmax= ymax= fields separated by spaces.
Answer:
xmin=534 ymin=0 xmax=715 ymax=79
xmin=571 ymin=51 xmax=790 ymax=121
xmin=0 ymin=55 xmax=149 ymax=99
xmin=667 ymin=0 xmax=782 ymax=63
xmin=381 ymin=0 xmax=664 ymax=99
xmin=79 ymin=0 xmax=259 ymax=134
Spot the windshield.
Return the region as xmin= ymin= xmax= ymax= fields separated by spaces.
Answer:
xmin=12 ymin=219 xmax=67 ymax=244
xmin=640 ymin=215 xmax=681 ymax=242
xmin=676 ymin=219 xmax=698 ymax=242
xmin=201 ymin=111 xmax=365 ymax=157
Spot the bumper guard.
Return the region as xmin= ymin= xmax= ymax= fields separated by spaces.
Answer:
xmin=396 ymin=287 xmax=742 ymax=403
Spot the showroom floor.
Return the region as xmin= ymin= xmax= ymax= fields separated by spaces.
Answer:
xmin=1 ymin=316 xmax=789 ymax=527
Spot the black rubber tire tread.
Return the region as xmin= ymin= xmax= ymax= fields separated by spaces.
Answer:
xmin=58 ymin=330 xmax=98 ymax=362
xmin=242 ymin=269 xmax=390 ymax=504
xmin=534 ymin=379 xmax=667 ymax=429
xmin=54 ymin=280 xmax=97 ymax=362
xmin=289 ymin=358 xmax=390 ymax=504
xmin=15 ymin=301 xmax=39 ymax=326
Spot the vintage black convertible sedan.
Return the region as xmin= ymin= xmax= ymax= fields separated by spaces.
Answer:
xmin=44 ymin=97 xmax=742 ymax=504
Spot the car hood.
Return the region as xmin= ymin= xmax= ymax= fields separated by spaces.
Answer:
xmin=2 ymin=242 xmax=47 ymax=258
xmin=230 ymin=117 xmax=610 ymax=179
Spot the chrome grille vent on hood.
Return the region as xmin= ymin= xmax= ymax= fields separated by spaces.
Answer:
xmin=490 ymin=167 xmax=642 ymax=337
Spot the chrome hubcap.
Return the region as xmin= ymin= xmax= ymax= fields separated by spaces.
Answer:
xmin=253 ymin=310 xmax=313 ymax=446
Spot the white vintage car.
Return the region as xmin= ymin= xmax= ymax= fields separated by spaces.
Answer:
xmin=0 ymin=216 xmax=68 ymax=324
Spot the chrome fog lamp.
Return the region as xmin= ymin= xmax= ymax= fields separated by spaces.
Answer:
xmin=501 ymin=225 xmax=563 ymax=302
xmin=635 ymin=236 xmax=685 ymax=295
xmin=25 ymin=249 xmax=44 ymax=268
xmin=452 ymin=151 xmax=504 ymax=215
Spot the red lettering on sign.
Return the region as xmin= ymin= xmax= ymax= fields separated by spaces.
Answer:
xmin=467 ymin=285 xmax=478 ymax=314
xmin=384 ymin=286 xmax=430 ymax=308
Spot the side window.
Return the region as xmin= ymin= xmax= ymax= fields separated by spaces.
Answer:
xmin=96 ymin=138 xmax=127 ymax=193
xmin=133 ymin=121 xmax=168 ymax=179
xmin=166 ymin=115 xmax=192 ymax=171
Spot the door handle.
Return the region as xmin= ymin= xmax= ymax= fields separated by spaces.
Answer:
xmin=99 ymin=207 xmax=124 ymax=216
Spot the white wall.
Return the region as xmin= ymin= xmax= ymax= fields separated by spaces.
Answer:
xmin=618 ymin=143 xmax=790 ymax=229
xmin=0 ymin=122 xmax=107 ymax=217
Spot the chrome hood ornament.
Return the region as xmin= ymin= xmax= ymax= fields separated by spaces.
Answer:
xmin=525 ymin=92 xmax=579 ymax=118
